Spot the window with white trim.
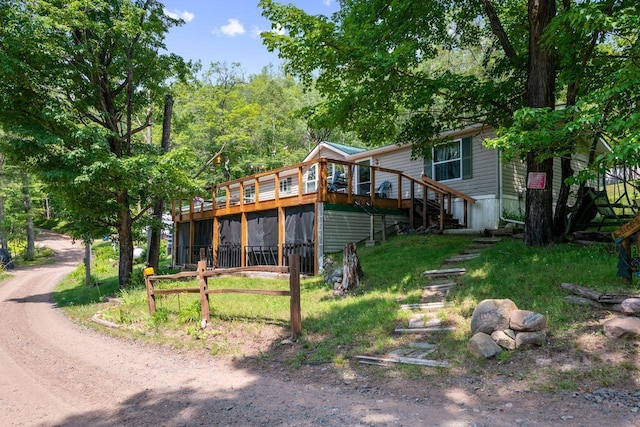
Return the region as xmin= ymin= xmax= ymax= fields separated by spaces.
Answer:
xmin=424 ymin=136 xmax=472 ymax=182
xmin=279 ymin=176 xmax=293 ymax=194
xmin=244 ymin=184 xmax=255 ymax=201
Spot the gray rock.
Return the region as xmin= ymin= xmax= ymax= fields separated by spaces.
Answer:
xmin=491 ymin=329 xmax=516 ymax=350
xmin=603 ymin=316 xmax=640 ymax=339
xmin=620 ymin=298 xmax=640 ymax=315
xmin=470 ymin=299 xmax=518 ymax=335
xmin=510 ymin=309 xmax=547 ymax=332
xmin=515 ymin=330 xmax=546 ymax=348
xmin=468 ymin=332 xmax=503 ymax=358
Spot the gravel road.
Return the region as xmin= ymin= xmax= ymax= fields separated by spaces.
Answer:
xmin=1 ymin=230 xmax=638 ymax=426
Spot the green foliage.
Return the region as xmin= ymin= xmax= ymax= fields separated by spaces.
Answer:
xmin=0 ymin=0 xmax=199 ymax=285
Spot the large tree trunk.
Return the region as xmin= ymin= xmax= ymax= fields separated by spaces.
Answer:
xmin=147 ymin=94 xmax=173 ymax=272
xmin=524 ymin=0 xmax=557 ymax=246
xmin=21 ymin=170 xmax=35 ymax=260
xmin=117 ymin=191 xmax=134 ymax=288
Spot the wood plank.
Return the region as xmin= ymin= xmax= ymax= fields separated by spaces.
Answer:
xmin=612 ymin=214 xmax=640 ymax=243
xmin=472 ymin=237 xmax=503 ymax=244
xmin=444 ymin=253 xmax=480 ymax=263
xmin=422 ymin=281 xmax=457 ymax=290
xmin=205 ymin=289 xmax=290 ymax=296
xmin=152 ymin=288 xmax=200 ymax=295
xmin=395 ymin=327 xmax=457 ymax=333
xmin=356 ymin=355 xmax=449 ymax=367
xmin=399 ymin=302 xmax=452 ymax=310
xmin=560 ymin=282 xmax=602 ymax=301
xmin=423 ymin=268 xmax=466 ymax=277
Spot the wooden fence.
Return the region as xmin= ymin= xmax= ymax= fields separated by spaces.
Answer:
xmin=144 ymin=253 xmax=302 ymax=337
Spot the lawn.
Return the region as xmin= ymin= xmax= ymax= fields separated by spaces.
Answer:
xmin=53 ymin=232 xmax=639 ymax=390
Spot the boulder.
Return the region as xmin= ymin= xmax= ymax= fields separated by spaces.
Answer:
xmin=491 ymin=329 xmax=516 ymax=350
xmin=470 ymin=299 xmax=518 ymax=335
xmin=620 ymin=298 xmax=640 ymax=315
xmin=603 ymin=316 xmax=640 ymax=339
xmin=469 ymin=332 xmax=503 ymax=359
xmin=510 ymin=310 xmax=547 ymax=332
xmin=515 ymin=331 xmax=546 ymax=348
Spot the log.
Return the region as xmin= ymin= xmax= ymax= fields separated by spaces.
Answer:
xmin=560 ymin=282 xmax=603 ymax=301
xmin=563 ymin=296 xmax=605 ymax=309
xmin=561 ymin=282 xmax=640 ymax=304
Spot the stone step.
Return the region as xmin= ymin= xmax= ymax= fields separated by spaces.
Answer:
xmin=394 ymin=326 xmax=457 ymax=333
xmin=408 ymin=314 xmax=442 ymax=328
xmin=422 ymin=280 xmax=457 ymax=291
xmin=444 ymin=253 xmax=481 ymax=263
xmin=399 ymin=302 xmax=452 ymax=310
xmin=423 ymin=267 xmax=466 ymax=278
xmin=462 ymin=247 xmax=486 ymax=254
xmin=472 ymin=237 xmax=503 ymax=244
xmin=356 ymin=354 xmax=449 ymax=367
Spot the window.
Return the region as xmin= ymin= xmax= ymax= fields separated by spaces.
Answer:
xmin=244 ymin=184 xmax=255 ymax=201
xmin=357 ymin=160 xmax=371 ymax=195
xmin=279 ymin=176 xmax=293 ymax=194
xmin=433 ymin=140 xmax=461 ymax=181
xmin=305 ymin=165 xmax=317 ymax=193
xmin=424 ymin=136 xmax=472 ymax=182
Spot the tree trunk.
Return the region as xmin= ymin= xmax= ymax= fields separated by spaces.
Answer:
xmin=341 ymin=242 xmax=363 ymax=293
xmin=84 ymin=238 xmax=92 ymax=287
xmin=21 ymin=170 xmax=35 ymax=260
xmin=147 ymin=94 xmax=173 ymax=272
xmin=117 ymin=191 xmax=134 ymax=288
xmin=524 ymin=0 xmax=556 ymax=246
xmin=552 ymin=154 xmax=573 ymax=240
xmin=0 ymin=155 xmax=7 ymax=250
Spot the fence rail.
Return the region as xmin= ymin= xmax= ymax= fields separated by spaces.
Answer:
xmin=145 ymin=254 xmax=302 ymax=337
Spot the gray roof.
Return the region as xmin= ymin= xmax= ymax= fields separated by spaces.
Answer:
xmin=323 ymin=141 xmax=367 ymax=156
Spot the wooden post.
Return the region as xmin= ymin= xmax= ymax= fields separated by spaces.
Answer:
xmin=197 ymin=259 xmax=210 ymax=322
xmin=288 ymin=253 xmax=302 ymax=338
xmin=145 ymin=276 xmax=156 ymax=315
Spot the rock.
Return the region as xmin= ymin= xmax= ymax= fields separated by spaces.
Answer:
xmin=468 ymin=332 xmax=503 ymax=358
xmin=515 ymin=331 xmax=546 ymax=348
xmin=470 ymin=299 xmax=518 ymax=335
xmin=603 ymin=316 xmax=640 ymax=339
xmin=620 ymin=298 xmax=640 ymax=314
xmin=491 ymin=329 xmax=516 ymax=350
xmin=329 ymin=267 xmax=343 ymax=284
xmin=510 ymin=309 xmax=547 ymax=332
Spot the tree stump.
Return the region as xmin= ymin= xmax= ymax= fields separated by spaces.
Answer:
xmin=340 ymin=242 xmax=363 ymax=294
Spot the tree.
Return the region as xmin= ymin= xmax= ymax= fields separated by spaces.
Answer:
xmin=260 ymin=0 xmax=640 ymax=245
xmin=0 ymin=0 xmax=200 ymax=286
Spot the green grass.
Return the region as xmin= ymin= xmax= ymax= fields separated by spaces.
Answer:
xmin=51 ymin=232 xmax=637 ymax=390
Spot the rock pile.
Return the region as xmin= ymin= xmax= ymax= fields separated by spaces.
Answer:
xmin=468 ymin=298 xmax=547 ymax=358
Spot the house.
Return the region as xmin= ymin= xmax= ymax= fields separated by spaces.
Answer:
xmin=172 ymin=124 xmax=607 ymax=275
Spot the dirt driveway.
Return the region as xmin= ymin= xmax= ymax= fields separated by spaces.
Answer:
xmin=0 ymin=230 xmax=637 ymax=426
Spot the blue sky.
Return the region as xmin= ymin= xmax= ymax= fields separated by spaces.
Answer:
xmin=161 ymin=1 xmax=339 ymax=75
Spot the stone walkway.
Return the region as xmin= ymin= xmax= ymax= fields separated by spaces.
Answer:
xmin=356 ymin=231 xmax=508 ymax=367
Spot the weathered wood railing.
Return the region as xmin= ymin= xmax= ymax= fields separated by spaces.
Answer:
xmin=144 ymin=253 xmax=302 ymax=337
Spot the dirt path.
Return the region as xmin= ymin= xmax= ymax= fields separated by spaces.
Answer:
xmin=0 ymin=230 xmax=637 ymax=426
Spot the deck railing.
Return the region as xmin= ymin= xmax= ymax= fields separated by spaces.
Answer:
xmin=173 ymin=158 xmax=474 ymax=228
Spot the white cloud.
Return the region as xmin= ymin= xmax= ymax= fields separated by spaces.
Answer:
xmin=323 ymin=0 xmax=331 ymax=6
xmin=215 ymin=18 xmax=245 ymax=37
xmin=163 ymin=8 xmax=195 ymax=23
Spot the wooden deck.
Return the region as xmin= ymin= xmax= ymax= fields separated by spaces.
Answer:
xmin=172 ymin=158 xmax=475 ymax=273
